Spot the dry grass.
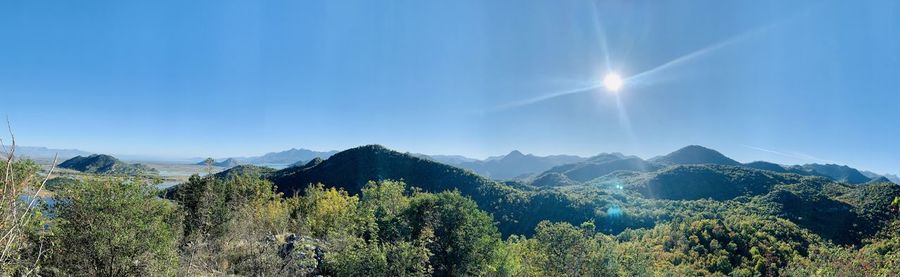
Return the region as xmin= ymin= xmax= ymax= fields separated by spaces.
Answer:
xmin=0 ymin=119 xmax=56 ymax=275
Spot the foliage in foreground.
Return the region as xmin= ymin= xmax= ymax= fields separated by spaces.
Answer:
xmin=47 ymin=179 xmax=179 ymax=276
xmin=165 ymin=174 xmax=900 ymax=276
xmin=0 ymin=158 xmax=49 ymax=276
xmin=5 ymin=166 xmax=898 ymax=276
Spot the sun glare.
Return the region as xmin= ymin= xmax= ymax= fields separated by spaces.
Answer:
xmin=603 ymin=73 xmax=624 ymax=92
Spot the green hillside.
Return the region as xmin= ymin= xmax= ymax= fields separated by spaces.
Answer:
xmin=532 ymin=155 xmax=657 ymax=184
xmin=264 ymin=144 xmax=900 ymax=246
xmin=269 ymin=145 xmax=587 ymax=235
xmin=17 ymin=145 xmax=900 ymax=276
xmin=58 ymin=154 xmax=157 ymax=176
xmin=650 ymin=145 xmax=742 ymax=166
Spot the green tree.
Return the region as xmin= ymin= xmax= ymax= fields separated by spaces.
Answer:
xmin=176 ymin=175 xmax=229 ymax=242
xmin=174 ymin=173 xmax=289 ymax=275
xmin=534 ymin=221 xmax=600 ymax=275
xmin=402 ymin=191 xmax=502 ymax=276
xmin=326 ymin=180 xmax=432 ymax=276
xmin=360 ymin=180 xmax=410 ymax=241
xmin=891 ymin=196 xmax=900 ymax=214
xmin=51 ymin=179 xmax=178 ymax=276
xmin=203 ymin=157 xmax=215 ymax=175
xmin=325 ymin=236 xmax=432 ymax=277
xmin=295 ymin=184 xmax=372 ymax=239
xmin=500 ymin=235 xmax=548 ymax=276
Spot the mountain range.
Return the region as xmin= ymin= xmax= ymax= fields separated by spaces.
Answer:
xmin=424 ymin=145 xmax=897 ymax=185
xmin=421 ymin=150 xmax=585 ymax=180
xmin=215 ymin=145 xmax=595 ymax=235
xmin=22 ymin=143 xmax=896 ymax=186
xmin=212 ymin=144 xmax=894 ymax=190
xmin=5 ymin=146 xmax=92 ymax=160
xmin=244 ymin=148 xmax=338 ymax=164
xmin=214 ymin=147 xmax=585 ymax=179
xmin=204 ymin=148 xmax=338 ymax=166
xmin=191 ymin=143 xmax=900 ymax=245
xmin=528 ymin=145 xmax=889 ymax=187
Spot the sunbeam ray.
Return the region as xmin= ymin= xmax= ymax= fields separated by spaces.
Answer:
xmin=491 ymin=5 xmax=809 ymax=113
xmin=624 ymin=18 xmax=792 ymax=88
xmin=589 ymin=0 xmax=612 ymax=71
xmin=625 ymin=26 xmax=774 ymax=86
xmin=492 ymin=84 xmax=603 ymax=111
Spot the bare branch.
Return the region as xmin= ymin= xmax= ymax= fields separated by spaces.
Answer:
xmin=23 ymin=154 xmax=57 ymax=220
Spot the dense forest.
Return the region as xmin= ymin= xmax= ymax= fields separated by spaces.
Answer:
xmin=2 ymin=144 xmax=899 ymax=276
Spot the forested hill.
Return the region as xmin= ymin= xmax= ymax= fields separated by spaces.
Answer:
xmin=267 ymin=145 xmax=599 ymax=235
xmin=794 ymin=163 xmax=872 ymax=184
xmin=650 ymin=145 xmax=742 ymax=166
xmin=270 ymin=145 xmax=499 ymax=196
xmin=104 ymin=143 xmax=899 ymax=276
xmin=58 ymin=154 xmax=157 ymax=176
xmin=529 ymin=145 xmax=879 ymax=186
xmin=263 ymin=144 xmax=900 ymax=245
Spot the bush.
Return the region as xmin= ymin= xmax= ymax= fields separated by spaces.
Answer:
xmin=50 ymin=180 xmax=178 ymax=276
xmin=0 ymin=158 xmax=50 ymax=275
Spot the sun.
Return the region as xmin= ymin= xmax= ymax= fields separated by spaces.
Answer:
xmin=603 ymin=73 xmax=624 ymax=92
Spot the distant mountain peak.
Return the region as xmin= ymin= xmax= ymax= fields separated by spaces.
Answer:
xmin=450 ymin=150 xmax=587 ymax=180
xmin=270 ymin=144 xmax=493 ymax=196
xmin=195 ymin=158 xmax=241 ymax=168
xmin=9 ymin=145 xmax=92 ymax=160
xmin=425 ymin=154 xmax=478 ymax=165
xmin=245 ymin=147 xmax=337 ymax=165
xmin=587 ymin=153 xmax=628 ymax=163
xmin=302 ymin=157 xmax=324 ymax=168
xmin=306 ymin=157 xmax=324 ymax=164
xmin=652 ymin=145 xmax=740 ymax=166
xmin=798 ymin=163 xmax=871 ymax=184
xmin=362 ymin=144 xmax=389 ymax=150
xmin=342 ymin=144 xmax=391 ymax=156
xmin=505 ymin=150 xmax=526 ymax=159
xmin=885 ymin=174 xmax=900 ymax=184
xmin=867 ymin=176 xmax=894 ymax=184
xmin=680 ymin=145 xmax=718 ymax=153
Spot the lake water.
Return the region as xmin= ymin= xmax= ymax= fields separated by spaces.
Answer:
xmin=153 ymin=164 xmax=290 ymax=189
xmin=156 ymin=181 xmax=181 ymax=189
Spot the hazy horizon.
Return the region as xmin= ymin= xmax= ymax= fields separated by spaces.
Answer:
xmin=11 ymin=143 xmax=899 ymax=178
xmin=2 ymin=0 xmax=898 ymax=173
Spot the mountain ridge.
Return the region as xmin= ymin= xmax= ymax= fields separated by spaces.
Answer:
xmin=244 ymin=148 xmax=338 ymax=165
xmin=160 ymin=143 xmax=900 ymax=245
xmin=530 ymin=145 xmax=883 ymax=187
xmin=195 ymin=158 xmax=242 ymax=168
xmin=59 ymin=154 xmax=157 ymax=176
xmin=452 ymin=150 xmax=586 ymax=180
xmin=5 ymin=146 xmax=92 ymax=160
xmin=266 ymin=144 xmax=598 ymax=235
xmin=650 ymin=145 xmax=742 ymax=166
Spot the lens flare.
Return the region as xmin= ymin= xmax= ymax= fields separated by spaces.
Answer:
xmin=603 ymin=73 xmax=624 ymax=92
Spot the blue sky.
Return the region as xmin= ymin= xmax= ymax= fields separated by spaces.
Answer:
xmin=1 ymin=0 xmax=898 ymax=174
